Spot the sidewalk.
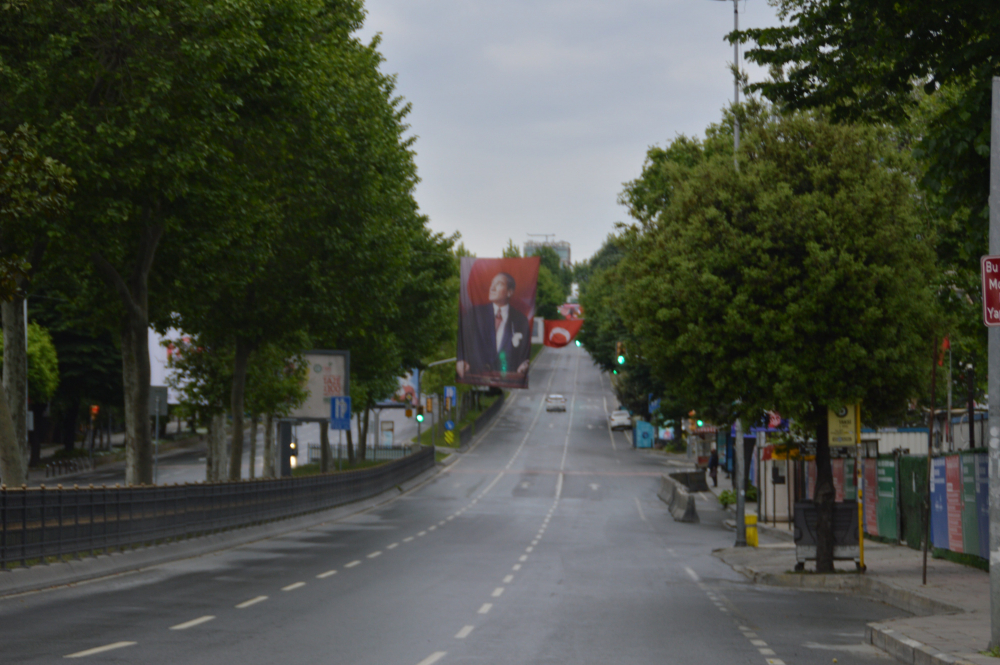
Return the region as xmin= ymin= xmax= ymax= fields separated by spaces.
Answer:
xmin=700 ymin=467 xmax=993 ymax=665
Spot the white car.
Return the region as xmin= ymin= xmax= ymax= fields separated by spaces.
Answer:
xmin=609 ymin=410 xmax=632 ymax=430
xmin=545 ymin=394 xmax=567 ymax=412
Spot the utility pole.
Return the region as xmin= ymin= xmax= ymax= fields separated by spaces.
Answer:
xmin=731 ymin=0 xmax=740 ymax=171
xmin=734 ymin=418 xmax=747 ymax=547
xmin=989 ymin=75 xmax=1000 ymax=648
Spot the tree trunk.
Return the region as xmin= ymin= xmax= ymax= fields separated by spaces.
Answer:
xmin=0 ymin=380 xmax=26 ymax=486
xmin=228 ymin=340 xmax=253 ymax=480
xmin=262 ymin=413 xmax=275 ymax=478
xmin=320 ymin=422 xmax=331 ymax=472
xmin=346 ymin=426 xmax=355 ymax=465
xmin=359 ymin=408 xmax=370 ymax=461
xmin=91 ymin=224 xmax=162 ymax=486
xmin=813 ymin=409 xmax=835 ymax=573
xmin=207 ymin=412 xmax=228 ymax=482
xmin=249 ymin=414 xmax=258 ymax=479
xmin=2 ymin=297 xmax=28 ymax=472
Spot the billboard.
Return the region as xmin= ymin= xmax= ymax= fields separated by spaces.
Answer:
xmin=288 ymin=350 xmax=350 ymax=421
xmin=457 ymin=256 xmax=539 ymax=389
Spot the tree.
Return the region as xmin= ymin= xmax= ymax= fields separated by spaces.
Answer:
xmin=618 ymin=106 xmax=937 ymax=570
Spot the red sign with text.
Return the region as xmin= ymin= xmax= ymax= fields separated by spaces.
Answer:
xmin=981 ymin=256 xmax=1000 ymax=325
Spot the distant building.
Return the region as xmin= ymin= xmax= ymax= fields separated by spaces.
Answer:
xmin=524 ymin=240 xmax=571 ymax=268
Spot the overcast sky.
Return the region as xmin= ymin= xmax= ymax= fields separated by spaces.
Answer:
xmin=356 ymin=0 xmax=782 ymax=264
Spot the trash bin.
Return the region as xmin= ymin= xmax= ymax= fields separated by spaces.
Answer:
xmin=745 ymin=514 xmax=758 ymax=547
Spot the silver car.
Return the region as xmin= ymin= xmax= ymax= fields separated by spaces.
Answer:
xmin=545 ymin=394 xmax=567 ymax=412
xmin=609 ymin=410 xmax=632 ymax=430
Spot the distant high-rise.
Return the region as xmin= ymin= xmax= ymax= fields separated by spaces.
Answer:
xmin=524 ymin=240 xmax=570 ymax=268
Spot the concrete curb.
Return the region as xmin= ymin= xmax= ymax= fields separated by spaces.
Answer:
xmin=0 ymin=462 xmax=442 ymax=599
xmin=865 ymin=623 xmax=984 ymax=665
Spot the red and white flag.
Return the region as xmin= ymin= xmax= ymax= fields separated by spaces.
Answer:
xmin=543 ymin=319 xmax=584 ymax=348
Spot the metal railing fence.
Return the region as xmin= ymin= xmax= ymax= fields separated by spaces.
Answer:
xmin=1 ymin=445 xmax=434 ymax=570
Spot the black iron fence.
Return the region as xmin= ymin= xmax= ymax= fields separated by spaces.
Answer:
xmin=1 ymin=445 xmax=435 ymax=570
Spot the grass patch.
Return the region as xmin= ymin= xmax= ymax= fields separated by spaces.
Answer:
xmin=435 ymin=451 xmax=450 ymax=463
xmin=932 ymin=547 xmax=989 ymax=571
xmin=413 ymin=393 xmax=501 ymax=448
xmin=981 ymin=646 xmax=1000 ymax=658
xmin=530 ymin=343 xmax=545 ymax=362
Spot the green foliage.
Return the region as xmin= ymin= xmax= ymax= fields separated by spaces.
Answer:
xmin=0 ymin=322 xmax=59 ymax=402
xmin=616 ymin=105 xmax=938 ymax=431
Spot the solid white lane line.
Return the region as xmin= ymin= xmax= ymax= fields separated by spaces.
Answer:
xmin=403 ymin=537 xmax=414 ymax=543
xmin=387 ymin=543 xmax=398 ymax=549
xmin=64 ymin=642 xmax=137 ymax=658
xmin=478 ymin=603 xmax=492 ymax=614
xmin=492 ymin=587 xmax=504 ymax=597
xmin=317 ymin=570 xmax=337 ymax=579
xmin=282 ymin=582 xmax=306 ymax=591
xmin=519 ymin=555 xmax=528 ymax=562
xmin=512 ymin=564 xmax=521 ymax=571
xmin=170 ymin=615 xmax=215 ymax=630
xmin=368 ymin=551 xmax=382 ymax=559
xmin=555 ymin=472 xmax=563 ymax=500
xmin=455 ymin=625 xmax=474 ymax=639
xmin=345 ymin=560 xmax=361 ymax=568
xmin=416 ymin=652 xmax=447 ymax=665
xmin=236 ymin=595 xmax=269 ymax=608
xmin=684 ymin=567 xmax=700 ymax=582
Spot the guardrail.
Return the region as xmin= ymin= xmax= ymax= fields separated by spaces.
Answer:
xmin=1 ymin=445 xmax=435 ymax=570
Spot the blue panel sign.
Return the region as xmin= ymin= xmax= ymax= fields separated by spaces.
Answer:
xmin=330 ymin=396 xmax=352 ymax=430
xmin=444 ymin=420 xmax=455 ymax=431
xmin=444 ymin=386 xmax=457 ymax=408
xmin=930 ymin=457 xmax=948 ymax=549
xmin=634 ymin=421 xmax=654 ymax=449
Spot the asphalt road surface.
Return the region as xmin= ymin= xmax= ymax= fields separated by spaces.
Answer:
xmin=2 ymin=345 xmax=903 ymax=664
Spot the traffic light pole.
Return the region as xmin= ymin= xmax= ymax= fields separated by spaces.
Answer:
xmin=989 ymin=75 xmax=1000 ymax=648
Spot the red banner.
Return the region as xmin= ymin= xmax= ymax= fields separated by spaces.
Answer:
xmin=543 ymin=319 xmax=584 ymax=348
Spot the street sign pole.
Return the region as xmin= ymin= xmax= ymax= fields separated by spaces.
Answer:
xmin=734 ymin=418 xmax=746 ymax=547
xmin=989 ymin=75 xmax=1000 ymax=649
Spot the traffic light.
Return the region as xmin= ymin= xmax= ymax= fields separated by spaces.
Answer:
xmin=696 ymin=420 xmax=704 ymax=427
xmin=575 ymin=340 xmax=581 ymax=347
xmin=616 ymin=341 xmax=626 ymax=365
xmin=405 ymin=408 xmax=413 ymax=418
xmin=415 ymin=406 xmax=425 ymax=423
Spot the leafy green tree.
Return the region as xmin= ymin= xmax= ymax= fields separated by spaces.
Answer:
xmin=619 ymin=106 xmax=937 ymax=571
xmin=0 ymin=322 xmax=59 ymax=402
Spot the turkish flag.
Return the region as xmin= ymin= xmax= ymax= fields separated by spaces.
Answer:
xmin=543 ymin=319 xmax=584 ymax=348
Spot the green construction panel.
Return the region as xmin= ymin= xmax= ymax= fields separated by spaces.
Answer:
xmin=898 ymin=456 xmax=927 ymax=550
xmin=876 ymin=457 xmax=898 ymax=541
xmin=961 ymin=452 xmax=980 ymax=557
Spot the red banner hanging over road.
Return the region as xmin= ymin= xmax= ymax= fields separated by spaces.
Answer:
xmin=543 ymin=319 xmax=584 ymax=348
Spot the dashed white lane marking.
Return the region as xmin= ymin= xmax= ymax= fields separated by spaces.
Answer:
xmin=170 ymin=615 xmax=215 ymax=630
xmin=492 ymin=587 xmax=504 ymax=598
xmin=684 ymin=567 xmax=700 ymax=583
xmin=429 ymin=526 xmax=437 ymax=531
xmin=455 ymin=625 xmax=474 ymax=639
xmin=525 ymin=546 xmax=533 ymax=553
xmin=503 ymin=575 xmax=514 ymax=583
xmin=478 ymin=603 xmax=492 ymax=614
xmin=766 ymin=660 xmax=785 ymax=665
xmin=760 ymin=648 xmax=776 ymax=655
xmin=519 ymin=555 xmax=528 ymax=562
xmin=403 ymin=537 xmax=414 ymax=543
xmin=345 ymin=560 xmax=361 ymax=568
xmin=743 ymin=632 xmax=758 ymax=638
xmin=64 ymin=642 xmax=137 ymax=658
xmin=416 ymin=651 xmax=447 ymax=665
xmin=447 ymin=516 xmax=455 ymax=521
xmin=531 ymin=540 xmax=539 ymax=546
xmin=387 ymin=543 xmax=398 ymax=549
xmin=368 ymin=551 xmax=382 ymax=559
xmin=438 ymin=521 xmax=446 ymax=526
xmin=236 ymin=595 xmax=268 ymax=608
xmin=317 ymin=570 xmax=337 ymax=579
xmin=751 ymin=640 xmax=768 ymax=647
xmin=418 ymin=531 xmax=427 ymax=537
xmin=512 ymin=564 xmax=521 ymax=571
xmin=282 ymin=582 xmax=306 ymax=591
xmin=634 ymin=497 xmax=647 ymax=522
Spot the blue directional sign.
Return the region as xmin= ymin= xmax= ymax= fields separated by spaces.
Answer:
xmin=330 ymin=396 xmax=352 ymax=430
xmin=444 ymin=385 xmax=457 ymax=408
xmin=444 ymin=420 xmax=455 ymax=431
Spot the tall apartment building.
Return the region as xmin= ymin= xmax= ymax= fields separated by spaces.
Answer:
xmin=524 ymin=240 xmax=571 ymax=268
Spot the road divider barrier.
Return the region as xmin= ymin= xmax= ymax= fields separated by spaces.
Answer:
xmin=0 ymin=445 xmax=435 ymax=570
xmin=658 ymin=473 xmax=699 ymax=523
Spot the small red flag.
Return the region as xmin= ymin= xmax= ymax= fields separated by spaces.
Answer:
xmin=939 ymin=336 xmax=950 ymax=366
xmin=543 ymin=319 xmax=584 ymax=348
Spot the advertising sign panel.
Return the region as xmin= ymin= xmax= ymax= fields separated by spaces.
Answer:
xmin=980 ymin=255 xmax=1000 ymax=326
xmin=634 ymin=421 xmax=654 ymax=449
xmin=863 ymin=459 xmax=879 ymax=536
xmin=456 ymin=257 xmax=539 ymax=389
xmin=289 ymin=350 xmax=349 ymax=422
xmin=828 ymin=405 xmax=857 ymax=446
xmin=930 ymin=457 xmax=949 ymax=549
xmin=945 ymin=455 xmax=964 ymax=553
xmin=876 ymin=458 xmax=898 ymax=540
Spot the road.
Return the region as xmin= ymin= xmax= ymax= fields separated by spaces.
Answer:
xmin=1 ymin=345 xmax=902 ymax=664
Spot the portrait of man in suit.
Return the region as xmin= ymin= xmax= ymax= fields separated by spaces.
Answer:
xmin=457 ymin=270 xmax=533 ymax=387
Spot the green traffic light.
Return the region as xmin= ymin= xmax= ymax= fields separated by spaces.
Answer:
xmin=696 ymin=420 xmax=704 ymax=427
xmin=617 ymin=354 xmax=625 ymax=365
xmin=416 ymin=413 xmax=424 ymax=423
xmin=575 ymin=340 xmax=581 ymax=347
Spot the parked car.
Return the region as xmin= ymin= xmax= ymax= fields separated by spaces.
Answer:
xmin=545 ymin=394 xmax=567 ymax=412
xmin=609 ymin=410 xmax=632 ymax=430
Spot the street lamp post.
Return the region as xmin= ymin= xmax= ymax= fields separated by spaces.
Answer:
xmin=711 ymin=0 xmax=741 ymax=170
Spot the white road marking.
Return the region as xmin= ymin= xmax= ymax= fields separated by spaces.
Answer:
xmin=520 ymin=555 xmax=528 ymax=562
xmin=438 ymin=521 xmax=446 ymax=526
xmin=345 ymin=560 xmax=361 ymax=568
xmin=478 ymin=603 xmax=492 ymax=614
xmin=751 ymin=640 xmax=768 ymax=647
xmin=760 ymin=648 xmax=776 ymax=655
xmin=525 ymin=546 xmax=533 ymax=553
xmin=766 ymin=660 xmax=785 ymax=665
xmin=418 ymin=531 xmax=427 ymax=537
xmin=634 ymin=497 xmax=647 ymax=522
xmin=555 ymin=473 xmax=563 ymax=500
xmin=403 ymin=537 xmax=414 ymax=543
xmin=743 ymin=632 xmax=758 ymax=638
xmin=512 ymin=564 xmax=521 ymax=571
xmin=503 ymin=575 xmax=513 ymax=583
xmin=492 ymin=587 xmax=504 ymax=597
xmin=532 ymin=540 xmax=538 ymax=546
xmin=387 ymin=543 xmax=398 ymax=549
xmin=317 ymin=570 xmax=337 ymax=579
xmin=429 ymin=526 xmax=437 ymax=531
xmin=684 ymin=567 xmax=700 ymax=582
xmin=416 ymin=652 xmax=447 ymax=665
xmin=64 ymin=642 xmax=137 ymax=658
xmin=236 ymin=595 xmax=269 ymax=608
xmin=446 ymin=516 xmax=454 ymax=521
xmin=589 ymin=483 xmax=599 ymax=491
xmin=367 ymin=551 xmax=382 ymax=558
xmin=455 ymin=625 xmax=474 ymax=639
xmin=282 ymin=582 xmax=306 ymax=591
xmin=170 ymin=615 xmax=215 ymax=630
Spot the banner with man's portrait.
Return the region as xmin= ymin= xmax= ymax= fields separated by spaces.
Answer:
xmin=456 ymin=257 xmax=539 ymax=389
